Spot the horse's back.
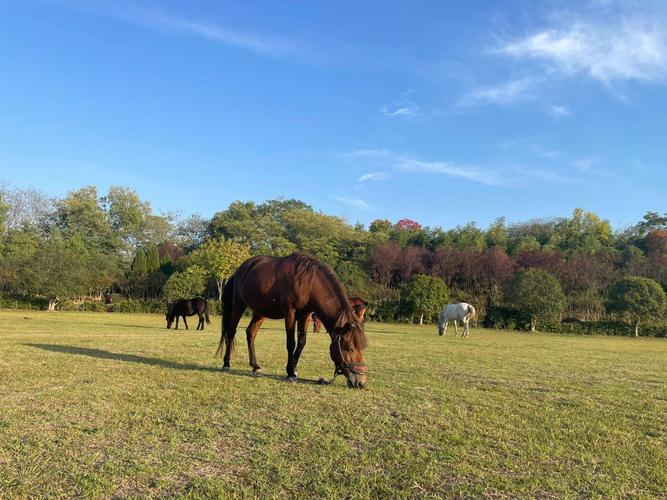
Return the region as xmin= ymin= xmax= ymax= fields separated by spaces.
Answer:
xmin=233 ymin=254 xmax=305 ymax=318
xmin=442 ymin=302 xmax=472 ymax=320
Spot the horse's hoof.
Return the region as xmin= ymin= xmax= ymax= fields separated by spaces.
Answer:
xmin=221 ymin=366 xmax=231 ymax=372
xmin=286 ymin=376 xmax=297 ymax=383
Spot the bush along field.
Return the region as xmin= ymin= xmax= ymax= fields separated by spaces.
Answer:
xmin=0 ymin=310 xmax=665 ymax=497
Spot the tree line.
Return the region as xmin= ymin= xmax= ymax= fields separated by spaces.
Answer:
xmin=0 ymin=185 xmax=665 ymax=335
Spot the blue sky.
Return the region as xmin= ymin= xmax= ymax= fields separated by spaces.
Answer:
xmin=1 ymin=0 xmax=666 ymax=230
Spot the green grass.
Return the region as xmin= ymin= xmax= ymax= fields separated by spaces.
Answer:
xmin=0 ymin=310 xmax=665 ymax=498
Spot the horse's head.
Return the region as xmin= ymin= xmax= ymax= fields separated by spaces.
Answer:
xmin=330 ymin=319 xmax=368 ymax=389
xmin=165 ymin=313 xmax=173 ymax=329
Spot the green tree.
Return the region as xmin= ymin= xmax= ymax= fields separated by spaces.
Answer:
xmin=0 ymin=227 xmax=41 ymax=288
xmin=634 ymin=211 xmax=667 ymax=236
xmin=335 ymin=261 xmax=375 ymax=299
xmin=486 ymin=217 xmax=508 ymax=249
xmin=102 ymin=186 xmax=149 ymax=248
xmin=402 ymin=274 xmax=449 ymax=325
xmin=55 ymin=186 xmax=119 ymax=251
xmin=145 ymin=245 xmax=161 ymax=273
xmin=510 ymin=235 xmax=541 ymax=255
xmin=551 ymin=208 xmax=612 ymax=254
xmin=162 ymin=266 xmax=207 ymax=302
xmin=506 ymin=269 xmax=565 ymax=331
xmin=185 ymin=237 xmax=251 ymax=300
xmin=607 ymin=276 xmax=667 ymax=337
xmin=369 ymin=219 xmax=393 ymax=234
xmin=130 ymin=249 xmax=148 ymax=275
xmin=12 ymin=235 xmax=93 ymax=310
xmin=441 ymin=223 xmax=486 ymax=250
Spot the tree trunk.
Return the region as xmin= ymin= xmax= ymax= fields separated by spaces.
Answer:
xmin=634 ymin=320 xmax=640 ymax=337
xmin=530 ymin=318 xmax=536 ymax=332
xmin=419 ymin=312 xmax=424 ymax=325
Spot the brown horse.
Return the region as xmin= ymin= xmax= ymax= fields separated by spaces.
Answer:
xmin=216 ymin=252 xmax=368 ymax=388
xmin=166 ymin=297 xmax=210 ymax=330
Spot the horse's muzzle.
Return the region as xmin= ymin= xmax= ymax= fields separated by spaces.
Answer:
xmin=346 ymin=372 xmax=366 ymax=389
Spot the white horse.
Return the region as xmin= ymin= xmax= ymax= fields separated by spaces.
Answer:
xmin=437 ymin=303 xmax=476 ymax=338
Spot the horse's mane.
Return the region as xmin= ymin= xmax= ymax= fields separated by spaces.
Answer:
xmin=292 ymin=252 xmax=368 ymax=349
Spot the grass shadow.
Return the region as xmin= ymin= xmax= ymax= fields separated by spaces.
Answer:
xmin=24 ymin=343 xmax=323 ymax=385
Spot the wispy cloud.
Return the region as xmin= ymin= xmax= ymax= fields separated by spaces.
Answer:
xmin=498 ymin=14 xmax=667 ymax=85
xmin=52 ymin=2 xmax=300 ymax=59
xmin=380 ymin=92 xmax=421 ymax=118
xmin=381 ymin=106 xmax=418 ymax=117
xmin=347 ymin=149 xmax=506 ymax=186
xmin=358 ymin=172 xmax=390 ymax=182
xmin=345 ymin=147 xmax=598 ymax=186
xmin=549 ymin=104 xmax=572 ymax=116
xmin=331 ymin=195 xmax=372 ymax=209
xmin=458 ymin=77 xmax=537 ymax=106
xmin=156 ymin=17 xmax=299 ymax=57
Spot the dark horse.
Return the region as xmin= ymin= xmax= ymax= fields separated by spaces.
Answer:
xmin=166 ymin=298 xmax=211 ymax=330
xmin=216 ymin=252 xmax=368 ymax=388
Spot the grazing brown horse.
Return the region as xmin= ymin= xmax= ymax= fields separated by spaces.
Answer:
xmin=216 ymin=252 xmax=368 ymax=388
xmin=312 ymin=296 xmax=367 ymax=332
xmin=166 ymin=297 xmax=210 ymax=331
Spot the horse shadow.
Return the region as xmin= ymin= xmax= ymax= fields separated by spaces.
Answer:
xmin=24 ymin=344 xmax=323 ymax=385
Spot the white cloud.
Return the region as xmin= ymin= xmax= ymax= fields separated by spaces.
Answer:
xmin=331 ymin=196 xmax=372 ymax=209
xmin=53 ymin=2 xmax=299 ymax=58
xmin=499 ymin=17 xmax=667 ymax=84
xmin=347 ymin=148 xmax=598 ymax=186
xmin=348 ymin=149 xmax=506 ymax=186
xmin=358 ymin=172 xmax=390 ymax=182
xmin=380 ymin=96 xmax=421 ymax=118
xmin=549 ymin=104 xmax=572 ymax=116
xmin=157 ymin=18 xmax=298 ymax=57
xmin=458 ymin=78 xmax=537 ymax=106
xmin=380 ymin=106 xmax=418 ymax=117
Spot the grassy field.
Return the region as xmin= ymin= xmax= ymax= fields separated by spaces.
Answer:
xmin=0 ymin=310 xmax=665 ymax=498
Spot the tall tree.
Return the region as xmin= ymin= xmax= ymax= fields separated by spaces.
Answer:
xmin=401 ymin=274 xmax=449 ymax=325
xmin=506 ymin=269 xmax=565 ymax=331
xmin=102 ymin=186 xmax=149 ymax=248
xmin=607 ymin=276 xmax=666 ymax=337
xmin=185 ymin=237 xmax=251 ymax=300
xmin=162 ymin=266 xmax=207 ymax=302
xmin=12 ymin=234 xmax=93 ymax=310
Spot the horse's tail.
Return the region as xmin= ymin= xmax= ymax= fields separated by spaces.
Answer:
xmin=467 ymin=304 xmax=477 ymax=322
xmin=215 ymin=276 xmax=235 ymax=358
xmin=204 ymin=301 xmax=211 ymax=324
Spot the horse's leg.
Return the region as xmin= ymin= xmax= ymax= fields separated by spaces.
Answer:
xmin=463 ymin=319 xmax=469 ymax=337
xmin=454 ymin=320 xmax=459 ymax=337
xmin=293 ymin=315 xmax=309 ymax=377
xmin=443 ymin=320 xmax=448 ymax=336
xmin=246 ymin=314 xmax=265 ymax=372
xmin=197 ymin=313 xmax=204 ymax=330
xmin=284 ymin=311 xmax=298 ymax=381
xmin=175 ymin=316 xmax=179 ymax=330
xmin=183 ymin=316 xmax=189 ymax=330
xmin=222 ymin=306 xmax=246 ymax=370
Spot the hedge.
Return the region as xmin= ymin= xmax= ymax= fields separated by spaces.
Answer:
xmin=483 ymin=305 xmax=666 ymax=337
